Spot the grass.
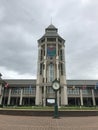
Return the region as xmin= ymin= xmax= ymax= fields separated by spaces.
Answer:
xmin=1 ymin=106 xmax=98 ymax=111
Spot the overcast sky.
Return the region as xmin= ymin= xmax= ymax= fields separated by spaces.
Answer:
xmin=0 ymin=0 xmax=98 ymax=80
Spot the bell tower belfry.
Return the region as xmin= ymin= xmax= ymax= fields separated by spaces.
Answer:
xmin=36 ymin=24 xmax=68 ymax=106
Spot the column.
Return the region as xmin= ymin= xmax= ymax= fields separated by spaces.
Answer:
xmin=43 ymin=86 xmax=46 ymax=106
xmin=56 ymin=40 xmax=60 ymax=106
xmin=56 ymin=40 xmax=59 ymax=79
xmin=43 ymin=61 xmax=46 ymax=107
xmin=44 ymin=40 xmax=47 ymax=81
xmin=36 ymin=45 xmax=41 ymax=106
xmin=19 ymin=88 xmax=23 ymax=106
xmin=0 ymin=95 xmax=3 ymax=105
xmin=35 ymin=85 xmax=40 ymax=105
xmin=0 ymin=84 xmax=3 ymax=105
xmin=56 ymin=61 xmax=60 ymax=106
xmin=91 ymin=89 xmax=96 ymax=106
xmin=7 ymin=89 xmax=11 ymax=105
xmin=80 ymin=89 xmax=83 ymax=106
xmin=62 ymin=46 xmax=66 ymax=75
xmin=45 ymin=38 xmax=47 ymax=57
xmin=56 ymin=62 xmax=59 ymax=80
xmin=0 ymin=86 xmax=4 ymax=105
xmin=43 ymin=52 xmax=46 ymax=81
xmin=43 ymin=40 xmax=47 ymax=106
xmin=0 ymin=83 xmax=2 ymax=95
xmin=61 ymin=85 xmax=68 ymax=106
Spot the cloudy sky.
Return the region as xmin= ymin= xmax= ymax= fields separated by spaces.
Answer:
xmin=0 ymin=0 xmax=98 ymax=80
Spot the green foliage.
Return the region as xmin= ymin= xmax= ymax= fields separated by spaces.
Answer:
xmin=0 ymin=105 xmax=98 ymax=111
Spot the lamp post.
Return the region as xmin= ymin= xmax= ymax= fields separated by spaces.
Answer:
xmin=52 ymin=79 xmax=60 ymax=118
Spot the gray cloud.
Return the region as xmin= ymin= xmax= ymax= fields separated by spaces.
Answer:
xmin=0 ymin=24 xmax=37 ymax=75
xmin=0 ymin=0 xmax=98 ymax=79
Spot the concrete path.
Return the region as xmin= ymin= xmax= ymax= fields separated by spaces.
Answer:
xmin=0 ymin=115 xmax=98 ymax=130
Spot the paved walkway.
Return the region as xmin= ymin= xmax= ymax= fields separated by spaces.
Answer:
xmin=0 ymin=115 xmax=98 ymax=130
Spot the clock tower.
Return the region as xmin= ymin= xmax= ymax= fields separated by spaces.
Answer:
xmin=35 ymin=24 xmax=68 ymax=106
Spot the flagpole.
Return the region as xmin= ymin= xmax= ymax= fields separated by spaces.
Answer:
xmin=28 ymin=85 xmax=31 ymax=106
xmin=4 ymin=88 xmax=6 ymax=106
xmin=3 ymin=87 xmax=7 ymax=107
xmin=2 ymin=87 xmax=5 ymax=107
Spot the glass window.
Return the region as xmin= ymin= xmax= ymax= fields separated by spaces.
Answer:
xmin=47 ymin=38 xmax=56 ymax=42
xmin=41 ymin=38 xmax=45 ymax=43
xmin=58 ymin=38 xmax=62 ymax=43
xmin=11 ymin=88 xmax=21 ymax=95
xmin=82 ymin=88 xmax=92 ymax=95
xmin=40 ymin=63 xmax=43 ymax=75
xmin=94 ymin=89 xmax=98 ymax=95
xmin=23 ymin=87 xmax=36 ymax=95
xmin=47 ymin=86 xmax=54 ymax=94
xmin=48 ymin=63 xmax=54 ymax=82
xmin=67 ymin=87 xmax=79 ymax=95
xmin=60 ymin=50 xmax=63 ymax=60
xmin=61 ymin=63 xmax=64 ymax=75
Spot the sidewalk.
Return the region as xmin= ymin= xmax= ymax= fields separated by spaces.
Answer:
xmin=0 ymin=115 xmax=98 ymax=130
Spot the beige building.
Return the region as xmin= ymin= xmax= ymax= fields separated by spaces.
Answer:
xmin=36 ymin=24 xmax=67 ymax=106
xmin=0 ymin=25 xmax=98 ymax=107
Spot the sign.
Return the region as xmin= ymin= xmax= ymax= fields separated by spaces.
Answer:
xmin=47 ymin=46 xmax=56 ymax=57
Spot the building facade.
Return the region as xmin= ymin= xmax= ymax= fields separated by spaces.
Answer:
xmin=0 ymin=79 xmax=98 ymax=106
xmin=0 ymin=25 xmax=98 ymax=107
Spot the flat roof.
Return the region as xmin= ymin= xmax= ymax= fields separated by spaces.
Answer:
xmin=0 ymin=79 xmax=98 ymax=86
